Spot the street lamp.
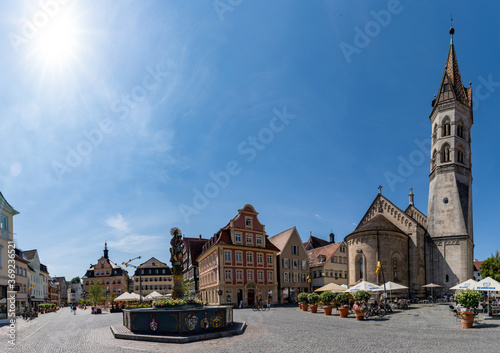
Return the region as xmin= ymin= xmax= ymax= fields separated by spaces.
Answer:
xmin=122 ymin=256 xmax=142 ymax=303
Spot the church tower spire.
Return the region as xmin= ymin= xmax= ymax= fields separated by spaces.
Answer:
xmin=426 ymin=24 xmax=474 ymax=288
xmin=104 ymin=241 xmax=109 ymax=259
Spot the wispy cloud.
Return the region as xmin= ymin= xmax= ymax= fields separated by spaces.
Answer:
xmin=105 ymin=213 xmax=131 ymax=233
xmin=107 ymin=234 xmax=162 ymax=253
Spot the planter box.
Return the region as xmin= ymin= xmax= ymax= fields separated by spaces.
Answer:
xmin=302 ymin=304 xmax=309 ymax=311
xmin=310 ymin=305 xmax=318 ymax=313
xmin=338 ymin=307 xmax=349 ymax=318
xmin=323 ymin=306 xmax=333 ymax=315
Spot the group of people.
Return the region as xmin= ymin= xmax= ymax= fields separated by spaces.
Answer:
xmin=70 ymin=304 xmax=78 ymax=315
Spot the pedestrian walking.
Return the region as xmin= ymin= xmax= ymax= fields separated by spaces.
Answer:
xmin=73 ymin=305 xmax=76 ymax=315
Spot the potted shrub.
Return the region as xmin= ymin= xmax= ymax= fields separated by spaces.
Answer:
xmin=353 ymin=290 xmax=371 ymax=320
xmin=320 ymin=291 xmax=336 ymax=315
xmin=308 ymin=293 xmax=320 ymax=313
xmin=455 ymin=289 xmax=481 ymax=328
xmin=298 ymin=292 xmax=309 ymax=311
xmin=336 ymin=292 xmax=350 ymax=318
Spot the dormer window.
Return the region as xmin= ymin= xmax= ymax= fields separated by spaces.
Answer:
xmin=245 ymin=217 xmax=252 ymax=228
xmin=443 ymin=84 xmax=449 ymax=92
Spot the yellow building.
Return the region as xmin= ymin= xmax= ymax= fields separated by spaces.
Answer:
xmin=132 ymin=257 xmax=173 ymax=297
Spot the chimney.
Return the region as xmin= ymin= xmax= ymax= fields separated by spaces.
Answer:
xmin=409 ymin=188 xmax=414 ymax=206
xmin=199 ymin=234 xmax=202 ymax=240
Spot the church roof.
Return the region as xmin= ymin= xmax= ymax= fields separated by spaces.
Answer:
xmin=352 ymin=214 xmax=406 ymax=235
xmin=303 ymin=235 xmax=330 ymax=250
xmin=433 ymin=27 xmax=472 ymax=109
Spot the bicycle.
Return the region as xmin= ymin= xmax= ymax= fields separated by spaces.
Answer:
xmin=253 ymin=304 xmax=266 ymax=311
xmin=365 ymin=306 xmax=386 ymax=318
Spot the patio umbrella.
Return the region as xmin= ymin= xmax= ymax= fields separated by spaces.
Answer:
xmin=450 ymin=279 xmax=476 ymax=290
xmin=314 ymin=283 xmax=347 ymax=293
xmin=469 ymin=277 xmax=500 ymax=315
xmin=422 ymin=283 xmax=441 ymax=301
xmin=345 ymin=281 xmax=381 ymax=292
xmin=374 ymin=281 xmax=408 ymax=301
xmin=144 ymin=291 xmax=164 ymax=301
xmin=114 ymin=292 xmax=142 ymax=302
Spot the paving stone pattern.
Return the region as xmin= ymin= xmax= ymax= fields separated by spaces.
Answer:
xmin=0 ymin=304 xmax=498 ymax=352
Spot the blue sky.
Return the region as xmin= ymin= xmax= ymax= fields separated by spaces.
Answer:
xmin=1 ymin=0 xmax=499 ymax=280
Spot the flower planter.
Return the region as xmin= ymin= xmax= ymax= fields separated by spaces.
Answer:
xmin=338 ymin=307 xmax=349 ymax=318
xmin=460 ymin=315 xmax=475 ymax=329
xmin=354 ymin=310 xmax=366 ymax=320
xmin=299 ymin=303 xmax=302 ymax=309
xmin=302 ymin=304 xmax=309 ymax=311
xmin=310 ymin=305 xmax=318 ymax=313
xmin=323 ymin=306 xmax=333 ymax=315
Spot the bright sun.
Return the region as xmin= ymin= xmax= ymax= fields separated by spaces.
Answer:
xmin=32 ymin=14 xmax=82 ymax=73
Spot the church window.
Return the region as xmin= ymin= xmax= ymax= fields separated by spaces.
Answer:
xmin=359 ymin=257 xmax=363 ymax=280
xmin=433 ymin=124 xmax=438 ymax=143
xmin=393 ymin=258 xmax=398 ymax=279
xmin=457 ymin=147 xmax=464 ymax=164
xmin=445 ymin=274 xmax=449 ymax=282
xmin=441 ymin=144 xmax=451 ymax=163
xmin=431 ymin=150 xmax=437 ymax=169
xmin=457 ymin=120 xmax=464 ymax=138
xmin=442 ymin=117 xmax=451 ymax=137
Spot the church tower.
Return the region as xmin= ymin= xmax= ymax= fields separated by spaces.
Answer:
xmin=426 ymin=25 xmax=474 ymax=288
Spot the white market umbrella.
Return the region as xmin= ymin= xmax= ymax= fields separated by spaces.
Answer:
xmin=422 ymin=283 xmax=442 ymax=301
xmin=346 ymin=281 xmax=381 ymax=292
xmin=450 ymin=279 xmax=476 ymax=290
xmin=469 ymin=277 xmax=500 ymax=314
xmin=374 ymin=281 xmax=408 ymax=301
xmin=114 ymin=292 xmax=142 ymax=302
xmin=314 ymin=283 xmax=347 ymax=293
xmin=144 ymin=291 xmax=164 ymax=301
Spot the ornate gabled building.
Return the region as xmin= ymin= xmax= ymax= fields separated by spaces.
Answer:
xmin=82 ymin=243 xmax=130 ymax=302
xmin=198 ymin=204 xmax=279 ymax=306
xmin=345 ymin=26 xmax=474 ymax=296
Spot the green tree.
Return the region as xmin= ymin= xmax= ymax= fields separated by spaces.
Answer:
xmin=181 ymin=276 xmax=192 ymax=296
xmin=87 ymin=282 xmax=106 ymax=306
xmin=70 ymin=276 xmax=81 ymax=284
xmin=480 ymin=251 xmax=500 ymax=282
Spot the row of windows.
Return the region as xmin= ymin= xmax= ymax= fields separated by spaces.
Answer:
xmin=139 ymin=268 xmax=169 ymax=275
xmin=135 ymin=285 xmax=172 ymax=290
xmin=96 ymin=270 xmax=119 ymax=275
xmin=15 ymin=267 xmax=27 ymax=277
xmin=283 ymin=272 xmax=308 ymax=283
xmin=313 ymin=270 xmax=348 ymax=279
xmin=433 ymin=118 xmax=466 ymax=140
xmin=223 ymin=251 xmax=272 ymax=264
xmin=134 ymin=277 xmax=172 ymax=282
xmin=331 ymin=256 xmax=347 ymax=264
xmin=431 ymin=144 xmax=466 ymax=167
xmin=224 ymin=269 xmax=273 ymax=282
xmin=283 ymin=258 xmax=308 ymax=270
xmin=234 ymin=232 xmax=263 ymax=245
xmin=86 ymin=279 xmax=122 ymax=285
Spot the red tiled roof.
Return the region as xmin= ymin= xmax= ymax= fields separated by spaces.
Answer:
xmin=474 ymin=261 xmax=484 ymax=272
xmin=303 ymin=235 xmax=330 ymax=250
xmin=307 ymin=242 xmax=344 ymax=268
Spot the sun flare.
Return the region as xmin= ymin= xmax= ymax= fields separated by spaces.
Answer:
xmin=35 ymin=17 xmax=79 ymax=67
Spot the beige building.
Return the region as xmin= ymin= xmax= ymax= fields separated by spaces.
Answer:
xmin=307 ymin=242 xmax=348 ymax=291
xmin=40 ymin=264 xmax=49 ymax=304
xmin=14 ymin=249 xmax=30 ymax=313
xmin=24 ymin=250 xmax=45 ymax=310
xmin=0 ymin=192 xmax=19 ymax=321
xmin=269 ymin=226 xmax=310 ymax=303
xmin=132 ymin=257 xmax=173 ymax=297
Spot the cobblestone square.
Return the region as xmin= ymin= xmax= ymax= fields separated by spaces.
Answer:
xmin=1 ymin=304 xmax=499 ymax=352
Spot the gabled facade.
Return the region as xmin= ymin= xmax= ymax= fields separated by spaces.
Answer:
xmin=182 ymin=236 xmax=208 ymax=295
xmin=82 ymin=243 xmax=130 ymax=303
xmin=198 ymin=204 xmax=279 ymax=306
xmin=14 ymin=248 xmax=30 ymax=312
xmin=40 ymin=263 xmax=49 ymax=303
xmin=67 ymin=283 xmax=83 ymax=304
xmin=54 ymin=277 xmax=68 ymax=304
xmin=269 ymin=226 xmax=310 ymax=303
xmin=132 ymin=257 xmax=173 ymax=297
xmin=0 ymin=192 xmax=19 ymax=320
xmin=24 ymin=249 xmax=45 ymax=309
xmin=303 ymin=234 xmax=332 ymax=250
xmin=307 ymin=241 xmax=348 ymax=290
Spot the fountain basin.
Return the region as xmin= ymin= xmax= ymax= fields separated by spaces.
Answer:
xmin=122 ymin=305 xmax=233 ymax=335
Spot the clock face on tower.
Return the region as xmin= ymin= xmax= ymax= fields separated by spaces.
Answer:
xmin=100 ymin=260 xmax=105 ymax=265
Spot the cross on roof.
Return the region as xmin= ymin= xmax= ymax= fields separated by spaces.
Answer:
xmin=378 ymin=185 xmax=383 ymax=194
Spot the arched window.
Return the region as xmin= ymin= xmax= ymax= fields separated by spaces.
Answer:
xmin=359 ymin=257 xmax=363 ymax=280
xmin=393 ymin=257 xmax=398 ymax=279
xmin=441 ymin=144 xmax=451 ymax=163
xmin=431 ymin=150 xmax=437 ymax=169
xmin=442 ymin=117 xmax=451 ymax=137
xmin=456 ymin=120 xmax=464 ymax=138
xmin=445 ymin=274 xmax=449 ymax=282
xmin=457 ymin=147 xmax=464 ymax=164
xmin=433 ymin=123 xmax=438 ymax=143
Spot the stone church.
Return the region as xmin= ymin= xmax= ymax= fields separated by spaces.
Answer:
xmin=344 ymin=26 xmax=474 ymax=297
